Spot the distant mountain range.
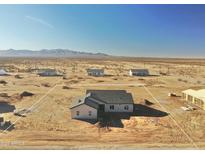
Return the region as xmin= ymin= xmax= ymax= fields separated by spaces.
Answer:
xmin=0 ymin=49 xmax=110 ymax=58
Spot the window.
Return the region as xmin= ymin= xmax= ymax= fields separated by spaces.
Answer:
xmin=188 ymin=95 xmax=193 ymax=102
xmin=124 ymin=105 xmax=129 ymax=110
xmin=182 ymin=93 xmax=186 ymax=99
xmin=110 ymin=105 xmax=114 ymax=110
xmin=88 ymin=111 xmax=92 ymax=116
xmin=76 ymin=111 xmax=80 ymax=116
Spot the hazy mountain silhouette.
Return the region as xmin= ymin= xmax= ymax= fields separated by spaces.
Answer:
xmin=0 ymin=49 xmax=110 ymax=58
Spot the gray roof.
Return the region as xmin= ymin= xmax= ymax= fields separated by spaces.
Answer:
xmin=130 ymin=69 xmax=149 ymax=72
xmin=70 ymin=94 xmax=99 ymax=109
xmin=87 ymin=68 xmax=104 ymax=73
xmin=38 ymin=69 xmax=58 ymax=73
xmin=86 ymin=90 xmax=134 ymax=104
xmin=84 ymin=97 xmax=100 ymax=109
xmin=70 ymin=90 xmax=134 ymax=109
xmin=70 ymin=95 xmax=87 ymax=109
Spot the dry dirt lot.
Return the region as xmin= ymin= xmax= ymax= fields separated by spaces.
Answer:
xmin=0 ymin=57 xmax=205 ymax=149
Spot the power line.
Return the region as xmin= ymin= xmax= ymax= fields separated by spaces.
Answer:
xmin=143 ymin=85 xmax=199 ymax=149
xmin=2 ymin=81 xmax=61 ymax=133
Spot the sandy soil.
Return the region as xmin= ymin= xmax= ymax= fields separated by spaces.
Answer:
xmin=0 ymin=57 xmax=205 ymax=149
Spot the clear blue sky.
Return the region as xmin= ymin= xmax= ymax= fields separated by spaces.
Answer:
xmin=0 ymin=4 xmax=205 ymax=58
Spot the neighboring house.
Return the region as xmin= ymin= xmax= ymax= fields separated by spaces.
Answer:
xmin=0 ymin=69 xmax=8 ymax=76
xmin=0 ymin=116 xmax=4 ymax=127
xmin=87 ymin=68 xmax=104 ymax=77
xmin=182 ymin=89 xmax=205 ymax=110
xmin=38 ymin=69 xmax=63 ymax=76
xmin=70 ymin=90 xmax=134 ymax=120
xmin=129 ymin=69 xmax=149 ymax=76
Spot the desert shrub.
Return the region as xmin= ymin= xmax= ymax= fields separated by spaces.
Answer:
xmin=15 ymin=75 xmax=23 ymax=79
xmin=97 ymin=80 xmax=104 ymax=83
xmin=178 ymin=78 xmax=182 ymax=82
xmin=62 ymin=86 xmax=70 ymax=89
xmin=63 ymin=75 xmax=68 ymax=80
xmin=197 ymin=80 xmax=201 ymax=84
xmin=20 ymin=91 xmax=34 ymax=98
xmin=69 ymin=80 xmax=79 ymax=84
xmin=77 ymin=77 xmax=84 ymax=80
xmin=0 ymin=80 xmax=7 ymax=85
xmin=41 ymin=83 xmax=51 ymax=87
xmin=144 ymin=99 xmax=154 ymax=106
xmin=183 ymin=80 xmax=188 ymax=83
xmin=0 ymin=93 xmax=9 ymax=97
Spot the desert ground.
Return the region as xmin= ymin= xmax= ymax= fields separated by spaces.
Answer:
xmin=0 ymin=57 xmax=205 ymax=149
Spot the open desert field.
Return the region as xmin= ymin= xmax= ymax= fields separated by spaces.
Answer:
xmin=0 ymin=57 xmax=205 ymax=149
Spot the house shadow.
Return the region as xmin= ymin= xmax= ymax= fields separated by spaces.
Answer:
xmin=148 ymin=74 xmax=160 ymax=77
xmin=133 ymin=104 xmax=168 ymax=117
xmin=134 ymin=74 xmax=160 ymax=77
xmin=39 ymin=75 xmax=63 ymax=77
xmin=98 ymin=113 xmax=126 ymax=128
xmin=77 ymin=119 xmax=98 ymax=125
xmin=97 ymin=104 xmax=168 ymax=128
xmin=104 ymin=74 xmax=114 ymax=77
xmin=0 ymin=101 xmax=16 ymax=114
xmin=169 ymin=95 xmax=181 ymax=98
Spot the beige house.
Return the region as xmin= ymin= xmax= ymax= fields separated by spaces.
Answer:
xmin=70 ymin=90 xmax=134 ymax=120
xmin=182 ymin=89 xmax=205 ymax=110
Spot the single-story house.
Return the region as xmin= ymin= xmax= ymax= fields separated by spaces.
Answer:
xmin=129 ymin=69 xmax=149 ymax=76
xmin=87 ymin=68 xmax=104 ymax=77
xmin=182 ymin=89 xmax=205 ymax=110
xmin=0 ymin=69 xmax=8 ymax=76
xmin=37 ymin=69 xmax=63 ymax=77
xmin=70 ymin=90 xmax=134 ymax=120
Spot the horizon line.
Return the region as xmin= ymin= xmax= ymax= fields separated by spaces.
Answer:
xmin=0 ymin=48 xmax=205 ymax=59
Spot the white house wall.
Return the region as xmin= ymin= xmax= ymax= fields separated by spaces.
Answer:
xmin=129 ymin=70 xmax=133 ymax=76
xmin=104 ymin=104 xmax=133 ymax=112
xmin=182 ymin=93 xmax=205 ymax=110
xmin=71 ymin=104 xmax=97 ymax=120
